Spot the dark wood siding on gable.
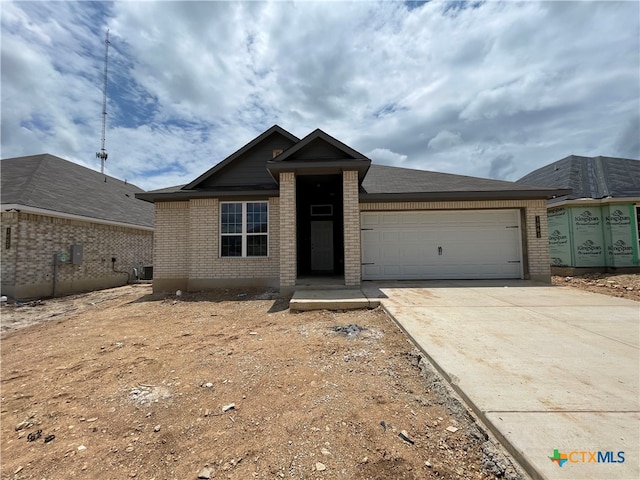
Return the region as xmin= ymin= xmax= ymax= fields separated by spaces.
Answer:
xmin=292 ymin=138 xmax=356 ymax=161
xmin=201 ymin=133 xmax=297 ymax=188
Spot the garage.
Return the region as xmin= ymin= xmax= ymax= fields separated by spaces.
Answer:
xmin=361 ymin=209 xmax=523 ymax=280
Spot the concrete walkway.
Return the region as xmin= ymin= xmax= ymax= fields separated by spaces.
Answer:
xmin=361 ymin=280 xmax=639 ymax=480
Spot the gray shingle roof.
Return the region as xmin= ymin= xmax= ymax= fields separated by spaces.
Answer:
xmin=136 ymin=126 xmax=567 ymax=203
xmin=1 ymin=154 xmax=154 ymax=228
xmin=517 ymin=155 xmax=640 ymax=200
xmin=361 ymin=164 xmax=563 ymax=199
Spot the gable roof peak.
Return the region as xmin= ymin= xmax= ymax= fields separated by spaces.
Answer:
xmin=183 ymin=125 xmax=300 ymax=190
xmin=269 ymin=127 xmax=369 ymax=163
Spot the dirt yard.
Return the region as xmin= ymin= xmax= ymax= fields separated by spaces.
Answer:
xmin=2 ymin=273 xmax=637 ymax=480
xmin=552 ymin=272 xmax=640 ymax=301
xmin=0 ymin=284 xmax=525 ymax=480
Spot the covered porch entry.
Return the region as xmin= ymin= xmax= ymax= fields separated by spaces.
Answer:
xmin=265 ymin=129 xmax=371 ymax=292
xmin=296 ymin=174 xmax=344 ymax=280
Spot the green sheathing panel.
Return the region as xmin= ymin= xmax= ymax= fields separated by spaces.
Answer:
xmin=548 ymin=207 xmax=573 ymax=267
xmin=603 ymin=204 xmax=638 ymax=266
xmin=636 ymin=206 xmax=640 ymax=265
xmin=571 ymin=206 xmax=605 ymax=267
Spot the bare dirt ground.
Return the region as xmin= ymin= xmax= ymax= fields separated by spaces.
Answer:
xmin=0 ymin=284 xmax=524 ymax=480
xmin=2 ymin=273 xmax=637 ymax=480
xmin=552 ymin=272 xmax=640 ymax=301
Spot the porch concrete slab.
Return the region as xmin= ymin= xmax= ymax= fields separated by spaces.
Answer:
xmin=289 ymin=289 xmax=378 ymax=311
xmin=376 ymin=282 xmax=639 ymax=480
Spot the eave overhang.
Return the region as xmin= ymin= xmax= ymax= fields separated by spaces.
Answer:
xmin=359 ymin=188 xmax=571 ymax=203
xmin=135 ymin=189 xmax=280 ymax=203
xmin=267 ymin=159 xmax=371 ymax=183
xmin=1 ymin=203 xmax=154 ymax=230
xmin=548 ymin=195 xmax=640 ymax=208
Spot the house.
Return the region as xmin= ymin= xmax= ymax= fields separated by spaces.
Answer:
xmin=136 ymin=125 xmax=564 ymax=293
xmin=518 ymin=155 xmax=640 ymax=273
xmin=1 ymin=154 xmax=154 ymax=299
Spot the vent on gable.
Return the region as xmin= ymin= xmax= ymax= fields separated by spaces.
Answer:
xmin=272 ymin=149 xmax=283 ymax=158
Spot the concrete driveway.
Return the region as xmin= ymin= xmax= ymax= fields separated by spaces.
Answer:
xmin=362 ymin=280 xmax=639 ymax=480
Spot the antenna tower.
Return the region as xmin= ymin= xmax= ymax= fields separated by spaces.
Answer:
xmin=96 ymin=29 xmax=110 ymax=174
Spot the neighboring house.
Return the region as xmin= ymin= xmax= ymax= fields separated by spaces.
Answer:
xmin=1 ymin=154 xmax=154 ymax=299
xmin=136 ymin=125 xmax=564 ymax=293
xmin=518 ymin=155 xmax=640 ymax=273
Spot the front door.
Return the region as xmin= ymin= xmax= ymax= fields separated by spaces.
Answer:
xmin=311 ymin=221 xmax=334 ymax=271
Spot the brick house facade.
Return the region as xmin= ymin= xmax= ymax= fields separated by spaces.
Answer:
xmin=138 ymin=126 xmax=562 ymax=293
xmin=1 ymin=155 xmax=154 ymax=300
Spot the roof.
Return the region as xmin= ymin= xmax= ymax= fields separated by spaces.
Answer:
xmin=136 ymin=126 xmax=567 ymax=203
xmin=517 ymin=155 xmax=640 ymax=201
xmin=1 ymin=154 xmax=154 ymax=228
xmin=360 ymin=164 xmax=566 ymax=201
xmin=266 ymin=128 xmax=371 ymax=183
xmin=184 ymin=125 xmax=299 ymax=190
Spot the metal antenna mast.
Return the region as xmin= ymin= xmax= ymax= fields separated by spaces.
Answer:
xmin=96 ymin=29 xmax=110 ymax=174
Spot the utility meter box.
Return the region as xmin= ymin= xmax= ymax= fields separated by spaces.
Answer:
xmin=70 ymin=244 xmax=83 ymax=265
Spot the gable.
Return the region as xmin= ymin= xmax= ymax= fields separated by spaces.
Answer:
xmin=283 ymin=137 xmax=357 ymax=162
xmin=185 ymin=125 xmax=299 ymax=190
xmin=266 ymin=129 xmax=372 ymax=184
xmin=198 ymin=132 xmax=297 ymax=189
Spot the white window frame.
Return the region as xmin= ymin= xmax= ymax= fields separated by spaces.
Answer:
xmin=220 ymin=201 xmax=269 ymax=258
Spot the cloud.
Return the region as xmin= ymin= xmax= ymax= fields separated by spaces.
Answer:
xmin=366 ymin=148 xmax=408 ymax=165
xmin=428 ymin=130 xmax=463 ymax=150
xmin=614 ymin=115 xmax=640 ymax=160
xmin=488 ymin=154 xmax=516 ymax=180
xmin=1 ymin=0 xmax=638 ymax=191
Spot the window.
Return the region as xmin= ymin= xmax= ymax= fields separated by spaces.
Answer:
xmin=221 ymin=202 xmax=268 ymax=257
xmin=311 ymin=204 xmax=333 ymax=216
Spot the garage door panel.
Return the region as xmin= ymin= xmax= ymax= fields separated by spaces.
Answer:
xmin=361 ymin=210 xmax=522 ymax=280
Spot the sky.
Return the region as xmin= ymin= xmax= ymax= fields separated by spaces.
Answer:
xmin=1 ymin=0 xmax=639 ymax=192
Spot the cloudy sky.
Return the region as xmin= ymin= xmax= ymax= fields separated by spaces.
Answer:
xmin=2 ymin=0 xmax=639 ymax=191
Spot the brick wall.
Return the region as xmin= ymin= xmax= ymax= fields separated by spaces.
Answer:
xmin=279 ymin=172 xmax=296 ymax=288
xmin=1 ymin=211 xmax=153 ymax=299
xmin=153 ymin=197 xmax=280 ymax=292
xmin=343 ymin=171 xmax=361 ymax=286
xmin=360 ymin=199 xmax=551 ymax=282
xmin=1 ymin=211 xmax=19 ymax=290
xmin=154 ymin=201 xmax=189 ymax=279
xmin=523 ymin=201 xmax=551 ymax=280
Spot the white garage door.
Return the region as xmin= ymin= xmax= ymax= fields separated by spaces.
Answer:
xmin=361 ymin=210 xmax=523 ymax=280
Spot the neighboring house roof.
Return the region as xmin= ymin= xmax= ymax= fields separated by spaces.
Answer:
xmin=517 ymin=155 xmax=640 ymax=202
xmin=1 ymin=154 xmax=154 ymax=228
xmin=136 ymin=125 xmax=568 ymax=203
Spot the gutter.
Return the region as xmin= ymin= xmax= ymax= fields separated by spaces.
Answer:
xmin=1 ymin=204 xmax=154 ymax=231
xmin=548 ymin=196 xmax=640 ymax=208
xmin=135 ymin=190 xmax=280 ymax=203
xmin=359 ymin=188 xmax=571 ymax=202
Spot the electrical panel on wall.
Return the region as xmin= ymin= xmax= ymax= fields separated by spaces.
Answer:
xmin=70 ymin=244 xmax=83 ymax=265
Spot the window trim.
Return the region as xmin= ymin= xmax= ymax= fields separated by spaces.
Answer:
xmin=220 ymin=201 xmax=269 ymax=258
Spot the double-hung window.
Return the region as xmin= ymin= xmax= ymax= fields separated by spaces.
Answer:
xmin=220 ymin=201 xmax=268 ymax=257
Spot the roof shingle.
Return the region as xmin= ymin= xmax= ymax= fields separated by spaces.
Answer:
xmin=517 ymin=155 xmax=640 ymax=200
xmin=1 ymin=154 xmax=154 ymax=228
